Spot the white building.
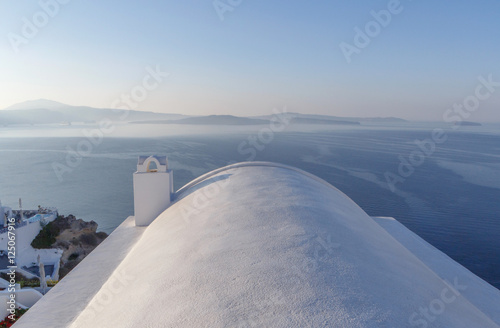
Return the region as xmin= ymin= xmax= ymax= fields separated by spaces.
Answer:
xmin=0 ymin=201 xmax=12 ymax=227
xmin=14 ymin=160 xmax=500 ymax=327
xmin=0 ymin=203 xmax=60 ymax=319
xmin=0 ymin=203 xmax=61 ymax=280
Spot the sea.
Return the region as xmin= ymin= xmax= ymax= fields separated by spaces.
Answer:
xmin=0 ymin=122 xmax=499 ymax=289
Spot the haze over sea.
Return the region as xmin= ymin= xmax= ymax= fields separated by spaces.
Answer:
xmin=0 ymin=122 xmax=499 ymax=289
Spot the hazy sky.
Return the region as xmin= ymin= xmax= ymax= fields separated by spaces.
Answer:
xmin=0 ymin=1 xmax=499 ymax=121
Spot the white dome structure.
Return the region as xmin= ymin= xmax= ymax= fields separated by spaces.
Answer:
xmin=14 ymin=162 xmax=500 ymax=327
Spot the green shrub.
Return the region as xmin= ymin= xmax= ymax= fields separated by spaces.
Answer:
xmin=0 ymin=272 xmax=40 ymax=288
xmin=31 ymin=222 xmax=60 ymax=249
xmin=68 ymin=253 xmax=79 ymax=261
xmin=0 ymin=308 xmax=28 ymax=326
xmin=19 ymin=279 xmax=40 ymax=288
xmin=96 ymin=231 xmax=108 ymax=240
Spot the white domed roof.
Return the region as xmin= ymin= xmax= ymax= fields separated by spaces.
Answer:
xmin=15 ymin=163 xmax=500 ymax=327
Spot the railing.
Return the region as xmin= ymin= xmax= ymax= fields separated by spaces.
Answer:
xmin=0 ymin=212 xmax=57 ymax=235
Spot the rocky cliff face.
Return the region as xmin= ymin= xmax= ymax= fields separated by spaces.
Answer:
xmin=32 ymin=215 xmax=108 ymax=279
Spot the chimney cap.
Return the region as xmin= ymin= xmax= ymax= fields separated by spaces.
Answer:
xmin=137 ymin=155 xmax=168 ymax=173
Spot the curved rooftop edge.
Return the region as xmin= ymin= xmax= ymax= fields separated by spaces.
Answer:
xmin=175 ymin=161 xmax=346 ymax=198
xmin=15 ymin=162 xmax=500 ymax=327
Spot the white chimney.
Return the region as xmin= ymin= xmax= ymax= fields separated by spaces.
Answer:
xmin=133 ymin=156 xmax=173 ymax=226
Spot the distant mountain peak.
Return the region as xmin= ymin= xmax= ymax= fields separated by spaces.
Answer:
xmin=4 ymin=99 xmax=71 ymax=111
xmin=0 ymin=100 xmax=188 ymax=125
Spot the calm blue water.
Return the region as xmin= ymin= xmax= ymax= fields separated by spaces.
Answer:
xmin=0 ymin=123 xmax=499 ymax=289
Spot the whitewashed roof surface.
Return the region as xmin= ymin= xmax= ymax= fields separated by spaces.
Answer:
xmin=15 ymin=163 xmax=500 ymax=327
